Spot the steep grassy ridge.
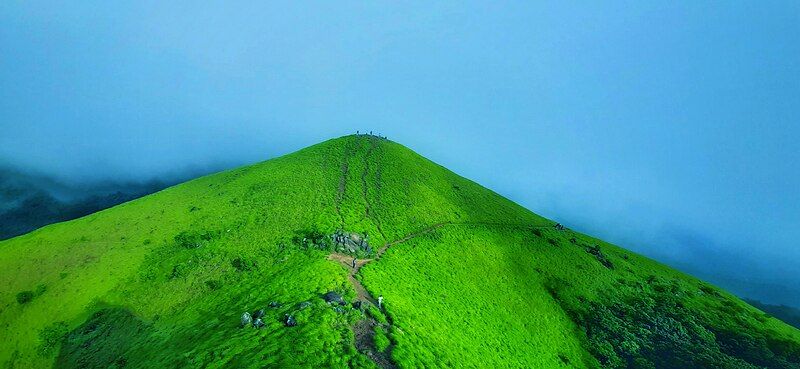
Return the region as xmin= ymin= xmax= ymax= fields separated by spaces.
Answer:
xmin=1 ymin=135 xmax=799 ymax=368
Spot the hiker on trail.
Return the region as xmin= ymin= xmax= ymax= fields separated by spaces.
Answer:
xmin=352 ymin=257 xmax=357 ymax=269
xmin=378 ymin=295 xmax=384 ymax=309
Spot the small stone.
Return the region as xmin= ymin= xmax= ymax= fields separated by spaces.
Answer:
xmin=253 ymin=318 xmax=265 ymax=328
xmin=323 ymin=291 xmax=344 ymax=304
xmin=240 ymin=312 xmax=252 ymax=327
xmin=252 ymin=309 xmax=265 ymax=319
xmin=284 ymin=314 xmax=297 ymax=327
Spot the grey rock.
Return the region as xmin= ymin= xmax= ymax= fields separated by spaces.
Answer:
xmin=241 ymin=312 xmax=252 ymax=327
xmin=253 ymin=318 xmax=265 ymax=328
xmin=323 ymin=291 xmax=344 ymax=304
xmin=252 ymin=309 xmax=265 ymax=319
xmin=298 ymin=301 xmax=312 ymax=310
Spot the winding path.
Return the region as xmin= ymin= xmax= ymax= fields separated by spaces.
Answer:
xmin=331 ymin=136 xmax=558 ymax=367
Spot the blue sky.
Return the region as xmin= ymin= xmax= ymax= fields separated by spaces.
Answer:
xmin=2 ymin=2 xmax=799 ymax=305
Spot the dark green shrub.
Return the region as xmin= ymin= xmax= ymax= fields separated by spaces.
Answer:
xmin=169 ymin=264 xmax=188 ymax=279
xmin=205 ymin=280 xmax=222 ymax=290
xmin=174 ymin=230 xmax=216 ymax=249
xmin=565 ymin=280 xmax=800 ymax=369
xmin=292 ymin=229 xmax=328 ymax=249
xmin=231 ymin=257 xmax=257 ymax=272
xmin=16 ymin=291 xmax=34 ymax=304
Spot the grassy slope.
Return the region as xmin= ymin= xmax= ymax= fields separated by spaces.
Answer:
xmin=0 ymin=135 xmax=798 ymax=369
xmin=746 ymin=299 xmax=800 ymax=330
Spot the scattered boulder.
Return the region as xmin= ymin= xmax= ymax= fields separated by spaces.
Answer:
xmin=252 ymin=318 xmax=265 ymax=328
xmin=323 ymin=291 xmax=344 ymax=305
xmin=241 ymin=312 xmax=252 ymax=327
xmin=585 ymin=245 xmax=614 ymax=269
xmin=352 ymin=300 xmax=365 ymax=311
xmin=284 ymin=314 xmax=297 ymax=327
xmin=331 ymin=230 xmax=371 ymax=254
xmin=252 ymin=309 xmax=265 ymax=319
xmin=298 ymin=301 xmax=312 ymax=310
xmin=268 ymin=301 xmax=281 ymax=308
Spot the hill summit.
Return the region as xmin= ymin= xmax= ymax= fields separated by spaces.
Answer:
xmin=1 ymin=135 xmax=799 ymax=368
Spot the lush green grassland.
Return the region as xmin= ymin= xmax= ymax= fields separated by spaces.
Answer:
xmin=1 ymin=135 xmax=798 ymax=368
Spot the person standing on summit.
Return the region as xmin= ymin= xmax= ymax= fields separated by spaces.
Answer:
xmin=352 ymin=257 xmax=357 ymax=269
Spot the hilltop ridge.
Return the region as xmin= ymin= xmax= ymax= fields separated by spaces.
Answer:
xmin=1 ymin=135 xmax=799 ymax=369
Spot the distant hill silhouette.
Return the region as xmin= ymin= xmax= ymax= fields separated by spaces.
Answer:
xmin=745 ymin=298 xmax=800 ymax=330
xmin=0 ymin=166 xmax=177 ymax=240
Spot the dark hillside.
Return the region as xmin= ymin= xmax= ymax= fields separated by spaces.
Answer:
xmin=0 ymin=167 xmax=174 ymax=240
xmin=746 ymin=299 xmax=800 ymax=330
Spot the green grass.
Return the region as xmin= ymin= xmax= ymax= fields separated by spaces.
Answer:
xmin=0 ymin=135 xmax=798 ymax=369
xmin=374 ymin=326 xmax=390 ymax=353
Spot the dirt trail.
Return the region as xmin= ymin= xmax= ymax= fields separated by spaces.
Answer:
xmin=328 ymin=221 xmax=450 ymax=369
xmin=328 ymin=253 xmax=394 ymax=367
xmin=375 ymin=222 xmax=448 ymax=258
xmin=331 ymin=137 xmax=559 ymax=367
xmin=354 ymin=319 xmax=396 ymax=368
xmin=329 ymin=221 xmax=554 ymax=307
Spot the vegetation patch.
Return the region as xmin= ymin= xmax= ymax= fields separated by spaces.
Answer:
xmin=374 ymin=326 xmax=390 ymax=353
xmin=554 ymin=277 xmax=800 ymax=369
xmin=174 ymin=230 xmax=217 ymax=249
xmin=231 ymin=256 xmax=257 ymax=272
xmin=56 ymin=308 xmax=151 ymax=369
xmin=16 ymin=290 xmax=35 ymax=304
xmin=38 ymin=321 xmax=69 ymax=356
xmin=204 ymin=279 xmax=222 ymax=290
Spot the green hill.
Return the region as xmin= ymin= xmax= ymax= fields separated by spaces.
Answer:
xmin=1 ymin=135 xmax=799 ymax=369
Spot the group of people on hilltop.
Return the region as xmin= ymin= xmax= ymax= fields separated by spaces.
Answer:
xmin=356 ymin=130 xmax=388 ymax=139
